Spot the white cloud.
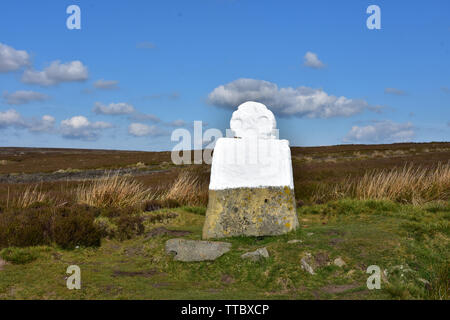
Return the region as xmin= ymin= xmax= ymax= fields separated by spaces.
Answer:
xmin=343 ymin=120 xmax=415 ymax=143
xmin=93 ymin=102 xmax=135 ymax=115
xmin=93 ymin=79 xmax=119 ymax=90
xmin=168 ymin=119 xmax=186 ymax=127
xmin=303 ymin=51 xmax=325 ymax=69
xmin=60 ymin=116 xmax=112 ymax=140
xmin=0 ymin=109 xmax=54 ymax=133
xmin=0 ymin=109 xmax=25 ymax=128
xmin=128 ymin=123 xmax=164 ymax=137
xmin=3 ymin=90 xmax=49 ymax=105
xmin=385 ymin=87 xmax=406 ymax=96
xmin=208 ymin=78 xmax=375 ymax=118
xmin=22 ymin=60 xmax=88 ymax=86
xmin=129 ymin=112 xmax=160 ymax=123
xmin=28 ymin=115 xmax=55 ymax=132
xmin=0 ymin=43 xmax=30 ymax=72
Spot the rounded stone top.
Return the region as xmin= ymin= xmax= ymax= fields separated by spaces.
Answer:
xmin=230 ymin=101 xmax=277 ymax=139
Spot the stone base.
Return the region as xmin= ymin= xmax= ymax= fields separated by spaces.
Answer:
xmin=202 ymin=186 xmax=299 ymax=239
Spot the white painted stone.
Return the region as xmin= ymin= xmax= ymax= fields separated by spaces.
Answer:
xmin=209 ymin=101 xmax=294 ymax=190
xmin=230 ymin=101 xmax=276 ymax=139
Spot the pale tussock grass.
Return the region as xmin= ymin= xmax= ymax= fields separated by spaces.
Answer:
xmin=76 ymin=173 xmax=152 ymax=208
xmin=11 ymin=185 xmax=48 ymax=209
xmin=321 ymin=162 xmax=450 ymax=205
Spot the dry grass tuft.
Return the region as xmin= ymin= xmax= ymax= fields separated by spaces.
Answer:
xmin=161 ymin=168 xmax=209 ymax=206
xmin=12 ymin=185 xmax=48 ymax=208
xmin=323 ymin=162 xmax=450 ymax=205
xmin=76 ymin=173 xmax=151 ymax=208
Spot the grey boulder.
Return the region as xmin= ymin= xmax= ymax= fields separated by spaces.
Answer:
xmin=241 ymin=247 xmax=269 ymax=261
xmin=165 ymin=238 xmax=231 ymax=262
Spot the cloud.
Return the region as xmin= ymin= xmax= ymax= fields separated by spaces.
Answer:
xmin=343 ymin=120 xmax=415 ymax=143
xmin=93 ymin=102 xmax=135 ymax=115
xmin=385 ymin=87 xmax=406 ymax=96
xmin=0 ymin=109 xmax=25 ymax=128
xmin=3 ymin=90 xmax=49 ymax=105
xmin=22 ymin=60 xmax=88 ymax=86
xmin=167 ymin=119 xmax=186 ymax=127
xmin=60 ymin=116 xmax=112 ymax=140
xmin=129 ymin=112 xmax=160 ymax=123
xmin=208 ymin=78 xmax=376 ymax=118
xmin=128 ymin=123 xmax=165 ymax=137
xmin=28 ymin=115 xmax=55 ymax=132
xmin=136 ymin=42 xmax=156 ymax=49
xmin=0 ymin=109 xmax=54 ymax=133
xmin=0 ymin=43 xmax=30 ymax=72
xmin=93 ymin=79 xmax=119 ymax=90
xmin=303 ymin=51 xmax=325 ymax=69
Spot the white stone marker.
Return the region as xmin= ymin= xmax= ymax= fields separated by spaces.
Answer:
xmin=202 ymin=101 xmax=299 ymax=239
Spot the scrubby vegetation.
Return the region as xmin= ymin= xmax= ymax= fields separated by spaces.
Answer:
xmin=0 ymin=143 xmax=448 ymax=300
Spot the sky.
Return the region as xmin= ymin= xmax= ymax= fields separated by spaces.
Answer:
xmin=0 ymin=0 xmax=449 ymax=151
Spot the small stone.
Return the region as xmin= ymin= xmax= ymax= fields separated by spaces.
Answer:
xmin=333 ymin=257 xmax=346 ymax=267
xmin=307 ymin=232 xmax=314 ymax=237
xmin=241 ymin=247 xmax=269 ymax=261
xmin=165 ymin=239 xmax=231 ymax=262
xmin=301 ymin=257 xmax=315 ymax=275
xmin=287 ymin=239 xmax=303 ymax=244
xmin=301 ymin=252 xmax=315 ymax=275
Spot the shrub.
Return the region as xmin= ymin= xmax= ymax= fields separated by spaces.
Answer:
xmin=0 ymin=207 xmax=53 ymax=248
xmin=53 ymin=206 xmax=103 ymax=249
xmin=0 ymin=247 xmax=38 ymax=264
xmin=0 ymin=205 xmax=103 ymax=249
xmin=116 ymin=214 xmax=144 ymax=241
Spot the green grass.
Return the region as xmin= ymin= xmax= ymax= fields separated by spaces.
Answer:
xmin=0 ymin=200 xmax=448 ymax=300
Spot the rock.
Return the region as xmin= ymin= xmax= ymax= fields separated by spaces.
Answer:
xmin=333 ymin=257 xmax=346 ymax=267
xmin=241 ymin=247 xmax=269 ymax=261
xmin=301 ymin=253 xmax=316 ymax=275
xmin=202 ymin=101 xmax=299 ymax=239
xmin=165 ymin=239 xmax=231 ymax=262
xmin=287 ymin=239 xmax=303 ymax=244
xmin=307 ymin=232 xmax=314 ymax=236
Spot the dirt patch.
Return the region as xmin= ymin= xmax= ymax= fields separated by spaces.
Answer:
xmin=221 ymin=274 xmax=235 ymax=284
xmin=324 ymin=229 xmax=346 ymax=236
xmin=314 ymin=252 xmax=330 ymax=267
xmin=0 ymin=258 xmax=7 ymax=271
xmin=112 ymin=269 xmax=161 ymax=278
xmin=320 ymin=283 xmax=361 ymax=294
xmin=329 ymin=238 xmax=345 ymax=246
xmin=145 ymin=226 xmax=191 ymax=238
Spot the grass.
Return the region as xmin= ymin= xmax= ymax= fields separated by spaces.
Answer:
xmin=76 ymin=174 xmax=152 ymax=208
xmin=327 ymin=163 xmax=450 ymax=205
xmin=0 ymin=200 xmax=448 ymax=299
xmin=0 ymin=142 xmax=449 ymax=300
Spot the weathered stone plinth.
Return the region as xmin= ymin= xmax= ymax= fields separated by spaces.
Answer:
xmin=202 ymin=186 xmax=298 ymax=239
xmin=202 ymin=101 xmax=299 ymax=239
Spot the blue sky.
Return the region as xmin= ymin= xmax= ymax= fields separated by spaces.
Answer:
xmin=0 ymin=0 xmax=449 ymax=151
